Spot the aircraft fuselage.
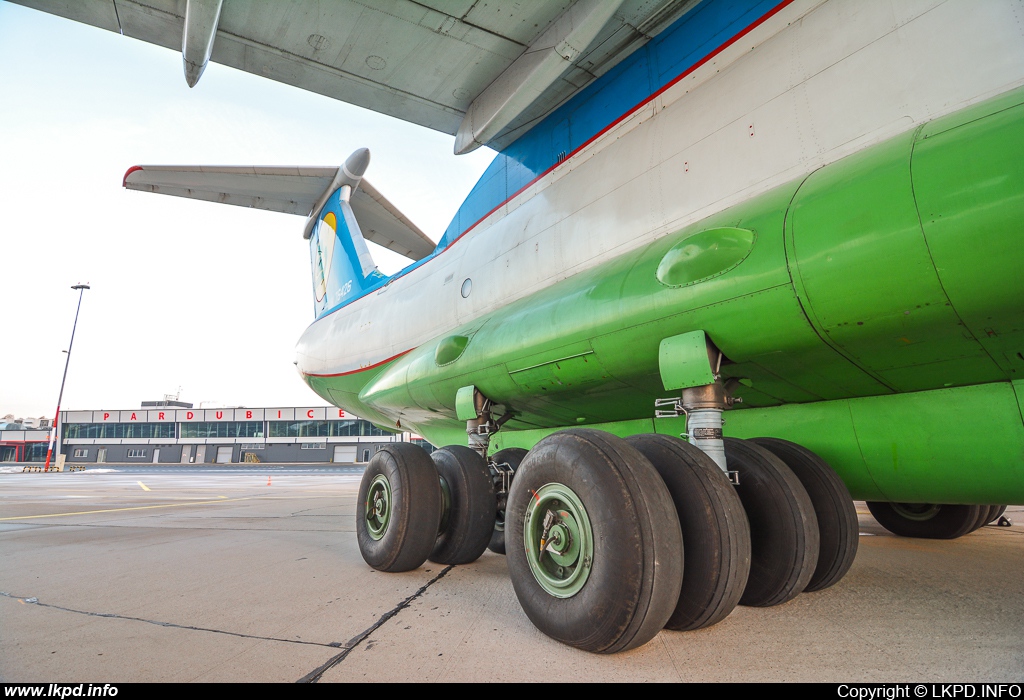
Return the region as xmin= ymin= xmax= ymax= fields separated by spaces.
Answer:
xmin=296 ymin=0 xmax=1024 ymax=504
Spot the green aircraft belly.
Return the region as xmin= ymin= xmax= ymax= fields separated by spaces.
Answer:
xmin=308 ymin=86 xmax=1024 ymax=504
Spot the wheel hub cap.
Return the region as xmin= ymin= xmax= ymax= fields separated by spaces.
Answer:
xmin=365 ymin=474 xmax=391 ymax=540
xmin=523 ymin=483 xmax=593 ymax=598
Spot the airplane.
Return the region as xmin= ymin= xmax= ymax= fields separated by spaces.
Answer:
xmin=11 ymin=0 xmax=1024 ymax=654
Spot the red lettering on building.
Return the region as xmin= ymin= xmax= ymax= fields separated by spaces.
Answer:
xmin=103 ymin=412 xmax=110 ymax=420
xmin=186 ymin=411 xmax=194 ymax=420
xmin=158 ymin=412 xmax=165 ymax=420
xmin=216 ymin=411 xmax=223 ymax=420
xmin=246 ymin=410 xmax=252 ymax=419
xmin=307 ymin=410 xmax=315 ymax=418
xmin=338 ymin=409 xmax=346 ymax=418
xmin=130 ymin=412 xmax=137 ymax=421
xmin=277 ymin=410 xmax=282 ymax=418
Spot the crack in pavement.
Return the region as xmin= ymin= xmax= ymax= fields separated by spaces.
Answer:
xmin=0 ymin=591 xmax=344 ymax=649
xmin=296 ymin=565 xmax=455 ymax=684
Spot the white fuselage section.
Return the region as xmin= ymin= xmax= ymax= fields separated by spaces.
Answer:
xmin=295 ymin=0 xmax=1024 ymax=378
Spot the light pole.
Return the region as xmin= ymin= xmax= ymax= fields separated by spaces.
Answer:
xmin=44 ymin=283 xmax=90 ymax=471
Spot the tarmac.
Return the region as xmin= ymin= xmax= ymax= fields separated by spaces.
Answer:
xmin=1 ymin=468 xmax=1021 ymax=683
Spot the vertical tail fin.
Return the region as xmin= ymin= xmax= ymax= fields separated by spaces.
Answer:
xmin=310 ymin=188 xmax=387 ymax=318
xmin=309 ymin=149 xmax=387 ymax=318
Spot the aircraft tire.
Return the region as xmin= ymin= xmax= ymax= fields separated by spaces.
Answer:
xmin=487 ymin=447 xmax=527 ymax=555
xmin=429 ymin=445 xmax=496 ymax=565
xmin=505 ymin=429 xmax=683 ymax=653
xmin=865 ymin=502 xmax=983 ymax=539
xmin=750 ymin=438 xmax=859 ymax=593
xmin=356 ymin=443 xmax=441 ymax=572
xmin=968 ymin=505 xmax=998 ymax=533
xmin=724 ymin=438 xmax=819 ymax=607
xmin=625 ymin=433 xmax=751 ymax=631
xmin=988 ymin=505 xmax=1007 ymax=525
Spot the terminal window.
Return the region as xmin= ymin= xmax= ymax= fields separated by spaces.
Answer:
xmin=127 ymin=449 xmax=147 ymax=458
xmin=269 ymin=419 xmax=391 ymax=438
xmin=73 ymin=448 xmax=87 ymax=457
xmin=65 ymin=423 xmax=175 ymax=440
xmin=179 ymin=421 xmax=263 ymax=439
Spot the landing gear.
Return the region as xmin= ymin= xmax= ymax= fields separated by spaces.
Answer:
xmin=625 ymin=433 xmax=751 ymax=631
xmin=429 ymin=446 xmax=496 ymax=565
xmin=356 ymin=444 xmax=442 ymax=572
xmin=724 ymin=438 xmax=819 ymax=607
xmin=505 ymin=430 xmax=683 ymax=653
xmin=356 ymin=427 xmax=862 ymax=651
xmin=751 ymin=438 xmax=858 ymax=592
xmin=487 ymin=447 xmax=526 ymax=555
xmin=865 ymin=501 xmax=983 ymax=539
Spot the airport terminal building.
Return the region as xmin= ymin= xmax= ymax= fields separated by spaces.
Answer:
xmin=54 ymin=406 xmax=418 ymax=464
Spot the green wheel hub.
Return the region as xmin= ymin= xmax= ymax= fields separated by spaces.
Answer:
xmin=365 ymin=474 xmax=392 ymax=540
xmin=891 ymin=503 xmax=941 ymax=522
xmin=523 ymin=482 xmax=594 ymax=598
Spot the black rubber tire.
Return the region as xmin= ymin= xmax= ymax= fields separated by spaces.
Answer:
xmin=865 ymin=502 xmax=983 ymax=539
xmin=988 ymin=505 xmax=1008 ymax=525
xmin=625 ymin=434 xmax=751 ymax=631
xmin=751 ymin=438 xmax=858 ymax=593
xmin=487 ymin=447 xmax=527 ymax=555
xmin=356 ymin=443 xmax=441 ymax=572
xmin=506 ymin=429 xmax=683 ymax=653
xmin=724 ymin=438 xmax=819 ymax=607
xmin=429 ymin=445 xmax=496 ymax=565
xmin=969 ymin=505 xmax=998 ymax=533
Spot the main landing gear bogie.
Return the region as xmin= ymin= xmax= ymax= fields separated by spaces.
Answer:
xmin=865 ymin=501 xmax=1011 ymax=538
xmin=356 ymin=430 xmax=860 ymax=653
xmin=356 ymin=444 xmax=496 ymax=573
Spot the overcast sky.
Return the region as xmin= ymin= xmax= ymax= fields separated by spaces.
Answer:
xmin=0 ymin=3 xmax=495 ymax=419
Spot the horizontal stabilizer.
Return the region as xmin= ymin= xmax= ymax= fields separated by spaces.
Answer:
xmin=123 ymin=164 xmax=436 ymax=260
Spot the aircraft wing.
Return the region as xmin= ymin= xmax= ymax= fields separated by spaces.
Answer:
xmin=123 ymin=164 xmax=437 ymax=260
xmin=11 ymin=0 xmax=698 ymax=152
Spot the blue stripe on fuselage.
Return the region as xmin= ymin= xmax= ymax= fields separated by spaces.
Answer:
xmin=436 ymin=0 xmax=784 ymax=251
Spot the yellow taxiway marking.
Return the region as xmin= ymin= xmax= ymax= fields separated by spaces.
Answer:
xmin=137 ymin=481 xmax=151 ymax=491
xmin=0 ymin=496 xmax=255 ymax=521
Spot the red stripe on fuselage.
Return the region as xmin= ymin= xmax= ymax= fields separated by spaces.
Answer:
xmin=303 ymin=348 xmax=414 ymax=378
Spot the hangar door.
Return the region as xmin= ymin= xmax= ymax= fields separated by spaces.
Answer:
xmin=333 ymin=445 xmax=357 ymax=463
xmin=216 ymin=446 xmax=233 ymax=464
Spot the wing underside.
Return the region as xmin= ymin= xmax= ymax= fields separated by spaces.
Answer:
xmin=122 ymin=164 xmax=437 ymax=261
xmin=11 ymin=0 xmax=699 ymax=152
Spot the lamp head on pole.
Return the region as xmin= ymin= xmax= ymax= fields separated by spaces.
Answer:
xmin=71 ymin=284 xmax=90 ymax=290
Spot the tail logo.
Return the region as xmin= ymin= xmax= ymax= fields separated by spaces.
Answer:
xmin=312 ymin=212 xmax=338 ymax=304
